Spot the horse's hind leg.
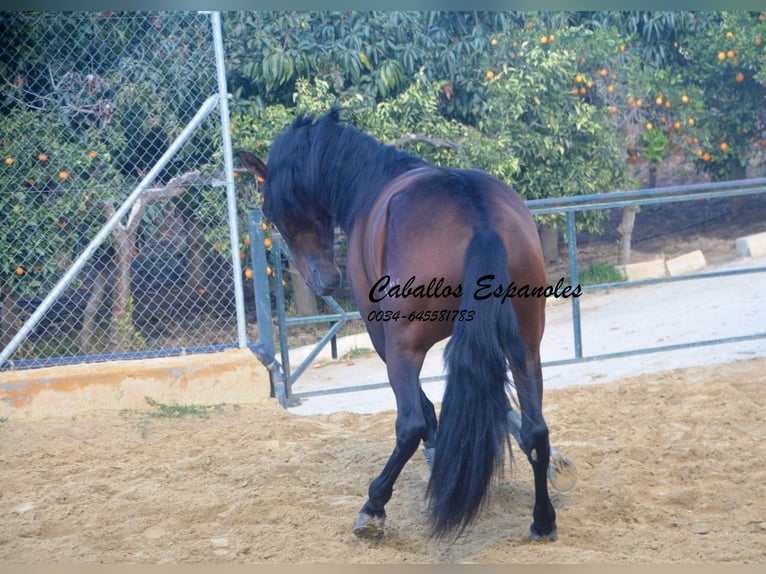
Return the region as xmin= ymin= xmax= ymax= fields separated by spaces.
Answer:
xmin=420 ymin=389 xmax=437 ymax=469
xmin=510 ymin=356 xmax=558 ymax=541
xmin=353 ymin=348 xmax=427 ymax=539
xmin=508 ymin=403 xmax=577 ymax=492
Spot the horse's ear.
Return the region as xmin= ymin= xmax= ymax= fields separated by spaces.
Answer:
xmin=236 ymin=150 xmax=267 ymax=181
xmin=328 ymin=105 xmax=342 ymax=123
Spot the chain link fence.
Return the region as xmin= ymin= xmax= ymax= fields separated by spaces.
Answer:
xmin=1 ymin=12 xmax=249 ymax=369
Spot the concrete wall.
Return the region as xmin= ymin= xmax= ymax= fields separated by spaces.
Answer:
xmin=0 ymin=349 xmax=272 ymax=420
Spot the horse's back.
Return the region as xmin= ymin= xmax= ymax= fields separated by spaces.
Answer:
xmin=347 ymin=166 xmax=546 ymax=352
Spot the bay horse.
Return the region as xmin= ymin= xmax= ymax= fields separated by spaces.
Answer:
xmin=237 ymin=107 xmax=563 ymax=541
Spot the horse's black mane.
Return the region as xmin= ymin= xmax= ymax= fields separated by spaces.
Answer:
xmin=264 ymin=107 xmax=426 ymax=232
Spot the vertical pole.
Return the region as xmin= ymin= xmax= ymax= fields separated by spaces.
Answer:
xmin=566 ymin=211 xmax=583 ymax=359
xmin=248 ymin=210 xmax=274 ymax=358
xmin=272 ymin=237 xmax=291 ymax=395
xmin=211 ymin=11 xmax=247 ymax=349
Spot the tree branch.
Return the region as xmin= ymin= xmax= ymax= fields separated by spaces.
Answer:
xmin=394 ymin=133 xmax=460 ymax=150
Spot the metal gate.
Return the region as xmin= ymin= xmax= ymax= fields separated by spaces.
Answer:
xmin=257 ymin=178 xmax=766 ymax=402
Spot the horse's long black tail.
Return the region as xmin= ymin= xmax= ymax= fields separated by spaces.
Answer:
xmin=427 ymin=228 xmax=529 ymax=539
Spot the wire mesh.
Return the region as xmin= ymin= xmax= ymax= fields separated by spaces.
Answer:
xmin=1 ymin=12 xmax=243 ymax=368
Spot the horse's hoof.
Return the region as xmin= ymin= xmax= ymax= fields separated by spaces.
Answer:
xmin=353 ymin=511 xmax=386 ymax=540
xmin=422 ymin=446 xmax=435 ymax=470
xmin=530 ymin=524 xmax=558 ymax=543
xmin=548 ymin=451 xmax=578 ymax=492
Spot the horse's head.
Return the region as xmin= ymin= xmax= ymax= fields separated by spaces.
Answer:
xmin=237 ymin=149 xmax=342 ymax=296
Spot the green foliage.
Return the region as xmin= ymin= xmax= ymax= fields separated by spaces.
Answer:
xmin=1 ymin=109 xmax=124 ymax=296
xmin=678 ymin=12 xmax=766 ymax=180
xmin=476 ymin=26 xmax=631 ymax=231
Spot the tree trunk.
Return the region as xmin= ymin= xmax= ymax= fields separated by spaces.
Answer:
xmin=79 ymin=265 xmax=109 ymax=355
xmin=618 ymin=206 xmax=638 ymax=265
xmin=289 ymin=259 xmax=319 ymax=317
xmin=538 ymin=224 xmax=559 ymax=264
xmin=109 ymin=226 xmax=141 ymax=353
xmin=1 ymin=289 xmax=20 ymax=349
xmin=183 ymin=211 xmax=209 ymax=301
xmin=729 ymin=164 xmax=749 ymax=217
xmin=618 ymin=163 xmax=656 ymax=265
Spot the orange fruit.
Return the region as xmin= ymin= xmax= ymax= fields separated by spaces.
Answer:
xmin=244 ymin=268 xmax=253 ymax=280
xmin=38 ymin=153 xmax=48 ymax=162
xmin=548 ymin=34 xmax=555 ymax=43
xmin=735 ymin=72 xmax=745 ymax=82
xmin=575 ymin=74 xmax=583 ymax=84
xmin=266 ymin=265 xmax=273 ymax=276
xmin=665 ymin=101 xmax=671 ymax=109
xmin=486 ymin=70 xmax=495 ymax=80
xmin=607 ymin=84 xmax=615 ymax=94
xmin=490 ymin=38 xmax=498 ymax=46
xmin=718 ymin=52 xmax=727 ymax=61
xmin=645 ymin=122 xmax=653 ymax=131
xmin=579 ymin=86 xmax=587 ymax=96
xmin=655 ymin=95 xmax=663 ymax=106
xmin=540 ymin=36 xmax=548 ymax=45
xmin=688 ymin=118 xmax=695 ymax=126
xmin=59 ymin=171 xmax=69 ymax=180
xmin=4 ymin=156 xmax=13 ymax=165
xmin=599 ymin=68 xmax=608 ymax=77
xmin=720 ymin=142 xmax=729 ymax=152
xmin=243 ymin=236 xmax=251 ymax=246
xmin=727 ymin=50 xmax=736 ymax=59
xmin=681 ymin=95 xmax=689 ymax=104
xmin=213 ymin=242 xmax=221 ymax=251
xmin=755 ymin=37 xmax=762 ymax=47
xmin=696 ymin=149 xmax=703 ymax=157
xmin=609 ymin=105 xmax=617 ymax=114
xmin=702 ymin=152 xmax=711 ymax=162
xmin=619 ymin=44 xmax=625 ymax=53
xmin=635 ymin=99 xmax=642 ymax=107
xmin=674 ymin=121 xmax=682 ymax=130
xmin=88 ymin=150 xmax=97 ymax=158
xmin=527 ymin=21 xmax=534 ymax=29
xmin=726 ymin=31 xmax=734 ymax=39
xmin=264 ymin=237 xmax=272 ymax=249
xmin=197 ymin=287 xmax=206 ymax=295
xmin=15 ymin=266 xmax=24 ymax=276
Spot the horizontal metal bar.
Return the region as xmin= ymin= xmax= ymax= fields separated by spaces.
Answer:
xmin=284 ymin=311 xmax=361 ymax=326
xmin=526 ymin=177 xmax=766 ymax=214
xmin=291 ymin=331 xmax=766 ymax=400
xmin=580 ymin=265 xmax=766 ymax=293
xmin=1 ymin=342 xmax=237 ymax=373
xmin=288 ymin=316 xmax=350 ymax=384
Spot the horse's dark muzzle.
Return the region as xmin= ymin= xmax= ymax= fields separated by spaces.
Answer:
xmin=310 ymin=265 xmax=342 ymax=296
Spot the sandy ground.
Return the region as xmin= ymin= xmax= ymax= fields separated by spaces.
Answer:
xmin=1 ymin=357 xmax=765 ymax=564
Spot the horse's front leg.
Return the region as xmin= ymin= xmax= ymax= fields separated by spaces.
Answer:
xmin=353 ymin=347 xmax=427 ymax=539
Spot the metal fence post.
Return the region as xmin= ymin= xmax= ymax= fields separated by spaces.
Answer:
xmin=211 ymin=11 xmax=247 ymax=349
xmin=566 ymin=211 xmax=583 ymax=359
xmin=248 ymin=210 xmax=274 ymax=358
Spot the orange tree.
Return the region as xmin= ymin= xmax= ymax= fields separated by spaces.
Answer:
xmin=475 ymin=21 xmax=632 ymax=237
xmin=678 ymin=12 xmax=766 ymax=181
xmin=1 ymin=110 xmax=124 ymax=299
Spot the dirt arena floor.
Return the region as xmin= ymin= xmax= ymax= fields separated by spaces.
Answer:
xmin=1 ymin=358 xmax=764 ymax=563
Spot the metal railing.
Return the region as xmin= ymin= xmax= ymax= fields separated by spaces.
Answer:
xmin=260 ymin=177 xmax=766 ymax=400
